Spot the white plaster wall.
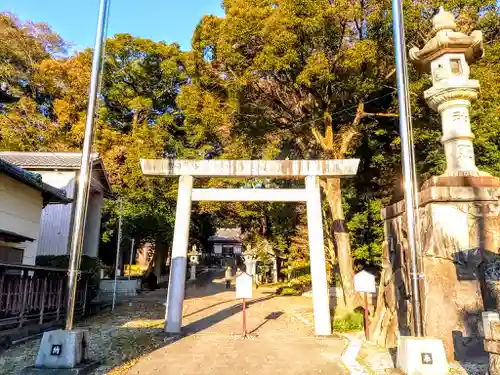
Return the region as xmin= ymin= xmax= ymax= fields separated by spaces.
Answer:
xmin=26 ymin=169 xmax=106 ymax=259
xmin=34 ymin=170 xmax=76 ymax=257
xmin=99 ymin=279 xmax=140 ymax=297
xmin=214 ymin=244 xmax=222 ymax=254
xmin=0 ymin=174 xmax=43 ymax=265
xmin=82 ymin=191 xmax=104 ymax=258
xmin=35 ymin=170 xmax=77 ymax=198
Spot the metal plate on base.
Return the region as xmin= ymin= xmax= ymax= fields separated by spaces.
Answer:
xmin=17 ymin=361 xmax=100 ymax=375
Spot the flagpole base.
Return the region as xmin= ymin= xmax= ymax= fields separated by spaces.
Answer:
xmin=397 ymin=336 xmax=448 ymax=375
xmin=18 ymin=330 xmax=99 ymax=375
xmin=18 ymin=361 xmax=100 ymax=375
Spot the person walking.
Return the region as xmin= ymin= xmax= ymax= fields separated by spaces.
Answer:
xmin=225 ymin=265 xmax=232 ymax=289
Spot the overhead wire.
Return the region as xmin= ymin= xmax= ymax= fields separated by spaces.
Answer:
xmin=298 ymin=90 xmax=397 ymax=127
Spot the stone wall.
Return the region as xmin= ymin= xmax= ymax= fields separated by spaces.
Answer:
xmin=381 ymin=179 xmax=500 ymax=360
xmin=483 ymin=312 xmax=500 ymax=374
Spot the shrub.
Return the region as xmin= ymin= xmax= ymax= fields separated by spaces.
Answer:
xmin=332 ymin=311 xmax=364 ymax=333
xmin=278 ymin=287 xmax=301 ymax=296
xmin=290 ymin=275 xmax=311 ymax=290
xmin=36 ymin=255 xmax=102 ymax=307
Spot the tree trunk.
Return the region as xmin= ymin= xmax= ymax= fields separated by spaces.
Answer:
xmin=324 ymin=177 xmax=360 ymax=311
xmin=369 ymin=242 xmax=398 ymax=347
xmin=153 ymin=236 xmax=169 ymax=279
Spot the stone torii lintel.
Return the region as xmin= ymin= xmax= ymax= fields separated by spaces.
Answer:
xmin=140 ymin=159 xmax=360 ymax=178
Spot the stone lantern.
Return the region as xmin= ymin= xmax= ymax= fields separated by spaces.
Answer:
xmin=188 ymin=244 xmax=200 ymax=281
xmin=409 ymin=6 xmax=484 ymax=175
xmin=380 ymin=6 xmax=500 ymax=364
xmin=242 ymin=244 xmax=256 ymax=276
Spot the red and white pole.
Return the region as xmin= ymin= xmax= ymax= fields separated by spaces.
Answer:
xmin=242 ymin=298 xmax=247 ymax=338
xmin=364 ymin=292 xmax=370 ymax=340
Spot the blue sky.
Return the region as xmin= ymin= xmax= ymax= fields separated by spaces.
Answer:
xmin=1 ymin=0 xmax=224 ymax=52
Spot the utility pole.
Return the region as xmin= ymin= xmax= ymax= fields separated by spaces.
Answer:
xmin=391 ymin=0 xmax=423 ymax=336
xmin=65 ymin=0 xmax=110 ymax=330
xmin=112 ymin=198 xmax=123 ymax=310
xmin=128 ymin=238 xmax=135 ymax=280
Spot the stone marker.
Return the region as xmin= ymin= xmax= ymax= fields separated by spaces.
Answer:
xmin=35 ymin=329 xmax=88 ymax=368
xmin=397 ymin=336 xmax=448 ymax=375
xmin=19 ymin=329 xmax=99 ymax=375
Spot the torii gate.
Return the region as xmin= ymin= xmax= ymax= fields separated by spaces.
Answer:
xmin=140 ymin=158 xmax=360 ymax=336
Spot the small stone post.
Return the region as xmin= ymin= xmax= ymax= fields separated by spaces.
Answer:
xmin=188 ymin=245 xmax=200 ymax=281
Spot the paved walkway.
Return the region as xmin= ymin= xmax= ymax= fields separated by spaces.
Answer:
xmin=123 ymin=270 xmax=348 ymax=375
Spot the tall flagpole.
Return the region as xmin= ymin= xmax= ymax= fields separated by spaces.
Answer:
xmin=65 ymin=0 xmax=110 ymax=330
xmin=391 ymin=0 xmax=423 ymax=336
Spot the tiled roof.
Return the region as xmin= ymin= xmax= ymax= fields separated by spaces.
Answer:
xmin=0 ymin=152 xmax=99 ymax=169
xmin=208 ymin=228 xmax=242 ymax=242
xmin=0 ymin=152 xmax=113 ymax=195
xmin=0 ymin=157 xmax=71 ymax=204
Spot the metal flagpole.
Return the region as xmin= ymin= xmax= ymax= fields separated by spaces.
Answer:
xmin=112 ymin=198 xmax=123 ymax=310
xmin=65 ymin=0 xmax=110 ymax=330
xmin=391 ymin=0 xmax=423 ymax=336
xmin=128 ymin=238 xmax=135 ymax=280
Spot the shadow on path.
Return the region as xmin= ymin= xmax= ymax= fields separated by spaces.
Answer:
xmin=184 ymin=269 xmax=234 ymax=299
xmin=183 ymin=299 xmax=234 ymax=319
xmin=182 ymin=294 xmax=276 ymax=334
xmin=249 ymin=311 xmax=284 ymax=335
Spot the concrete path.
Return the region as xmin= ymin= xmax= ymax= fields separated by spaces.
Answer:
xmin=123 ymin=270 xmax=348 ymax=375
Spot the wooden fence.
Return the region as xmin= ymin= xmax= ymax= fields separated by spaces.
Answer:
xmin=0 ymin=262 xmax=89 ymax=330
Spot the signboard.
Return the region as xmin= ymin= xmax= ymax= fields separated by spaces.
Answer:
xmin=354 ymin=270 xmax=376 ymax=294
xmin=236 ymin=272 xmax=253 ymax=299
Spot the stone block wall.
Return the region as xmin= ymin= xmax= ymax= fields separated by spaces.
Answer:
xmin=483 ymin=312 xmax=500 ymax=374
xmin=381 ymin=180 xmax=500 ymax=360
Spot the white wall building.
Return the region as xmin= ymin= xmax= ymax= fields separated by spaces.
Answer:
xmin=0 ymin=152 xmax=112 ymax=259
xmin=0 ymin=158 xmax=71 ymax=265
xmin=208 ymin=228 xmax=243 ymax=258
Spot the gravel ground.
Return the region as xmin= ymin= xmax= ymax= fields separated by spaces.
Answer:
xmin=0 ymin=271 xmax=348 ymax=375
xmin=0 ymin=300 xmax=166 ymax=375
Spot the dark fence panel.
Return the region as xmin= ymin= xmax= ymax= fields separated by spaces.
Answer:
xmin=0 ymin=262 xmax=89 ymax=330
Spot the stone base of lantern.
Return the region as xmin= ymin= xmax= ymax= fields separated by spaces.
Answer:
xmin=382 ymin=174 xmax=500 ymax=361
xmin=421 ymin=173 xmax=500 ymax=189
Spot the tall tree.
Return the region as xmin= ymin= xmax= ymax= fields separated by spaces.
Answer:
xmin=180 ymin=0 xmax=402 ymax=309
